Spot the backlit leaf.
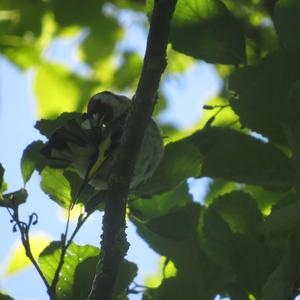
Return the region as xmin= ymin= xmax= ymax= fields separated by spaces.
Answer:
xmin=5 ymin=233 xmax=50 ymax=275
xmin=21 ymin=141 xmax=45 ymax=184
xmin=168 ymin=0 xmax=245 ymax=64
xmin=40 ymin=167 xmax=71 ymax=208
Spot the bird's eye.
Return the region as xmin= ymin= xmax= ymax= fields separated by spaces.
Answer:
xmin=87 ymin=100 xmax=113 ymax=124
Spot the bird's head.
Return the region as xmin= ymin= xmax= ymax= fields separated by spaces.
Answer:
xmin=87 ymin=91 xmax=131 ymax=126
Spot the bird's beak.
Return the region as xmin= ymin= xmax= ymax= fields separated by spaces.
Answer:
xmin=81 ymin=112 xmax=103 ymax=129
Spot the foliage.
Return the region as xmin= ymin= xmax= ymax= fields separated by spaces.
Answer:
xmin=1 ymin=0 xmax=300 ymax=299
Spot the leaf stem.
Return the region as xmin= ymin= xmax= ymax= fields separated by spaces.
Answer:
xmin=49 ymin=210 xmax=90 ymax=299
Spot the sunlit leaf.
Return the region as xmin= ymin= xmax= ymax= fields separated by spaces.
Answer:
xmin=5 ymin=233 xmax=50 ymax=275
xmin=34 ymin=63 xmax=98 ymax=118
xmin=40 ymin=167 xmax=71 ymax=208
xmin=203 ymin=179 xmax=237 ymax=206
xmin=166 ymin=47 xmax=195 ymax=74
xmin=211 ymin=191 xmax=263 ymax=233
xmin=80 ymin=17 xmax=123 ymax=65
xmin=39 ymin=242 xmax=99 ymax=295
xmin=243 ymin=185 xmax=286 ymax=214
xmin=143 ymin=258 xmax=177 ymax=289
xmin=1 ymin=41 xmax=41 ymax=69
xmin=198 ymin=96 xmax=239 ymax=129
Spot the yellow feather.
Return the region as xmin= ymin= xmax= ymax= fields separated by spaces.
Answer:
xmin=88 ymin=136 xmax=112 ymax=179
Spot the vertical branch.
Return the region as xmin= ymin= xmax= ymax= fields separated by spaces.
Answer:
xmin=87 ymin=1 xmax=177 ymax=299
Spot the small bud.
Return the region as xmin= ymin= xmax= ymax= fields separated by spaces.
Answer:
xmin=203 ymin=105 xmax=214 ymax=110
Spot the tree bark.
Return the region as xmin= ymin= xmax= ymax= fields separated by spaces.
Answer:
xmin=87 ymin=0 xmax=177 ymax=299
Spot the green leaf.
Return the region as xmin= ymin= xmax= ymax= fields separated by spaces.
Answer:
xmin=190 ymin=127 xmax=294 ymax=190
xmin=134 ymin=139 xmax=202 ymax=196
xmin=39 ymin=242 xmax=99 ymax=297
xmin=21 ymin=141 xmax=45 ymax=184
xmin=263 ymin=204 xmax=300 ymax=235
xmin=210 ymin=191 xmax=263 ymax=234
xmin=198 ymin=206 xmax=234 ymax=268
xmin=243 ymin=185 xmax=285 ymax=214
xmin=39 ymin=117 xmax=97 ymax=178
xmin=113 ymin=51 xmax=142 ymax=90
xmin=80 ymin=17 xmax=123 ymax=65
xmin=274 ymin=0 xmax=300 ymax=49
xmin=0 ymin=163 xmax=4 ymax=191
xmin=39 ymin=241 xmax=136 ymax=300
xmin=63 ymin=170 xmax=100 ymax=212
xmin=0 ymin=292 xmax=14 ymax=300
xmin=203 ymin=179 xmax=237 ymax=205
xmin=168 ymin=0 xmax=245 ymax=64
xmin=198 ymin=201 xmax=269 ymax=298
xmin=0 ymin=0 xmax=46 ymax=36
xmin=5 ymin=233 xmax=50 ymax=275
xmin=129 ymin=182 xmax=192 ymax=220
xmin=131 ymin=203 xmax=227 ymax=299
xmin=143 ymin=275 xmax=212 ymax=300
xmin=229 ymin=50 xmax=300 ymax=144
xmin=35 ymin=112 xmax=82 ymax=138
xmin=166 ymin=48 xmax=195 ymax=74
xmin=153 ymin=92 xmax=168 ymax=117
xmin=1 ymin=41 xmax=41 ymax=70
xmin=0 ymin=189 xmax=27 ymax=208
xmin=112 ymin=260 xmax=137 ymax=300
xmin=51 ymin=0 xmax=103 ymax=27
xmin=145 ymin=203 xmax=200 ymax=240
xmin=0 ymin=181 xmax=8 ymax=194
xmin=40 ymin=167 xmax=72 ymax=208
xmin=34 ymin=63 xmax=98 ymax=118
xmin=263 ymin=233 xmax=300 ymax=300
xmin=72 ymin=257 xmax=137 ymax=300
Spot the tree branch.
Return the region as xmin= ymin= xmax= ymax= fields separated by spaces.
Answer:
xmin=87 ymin=1 xmax=177 ymax=299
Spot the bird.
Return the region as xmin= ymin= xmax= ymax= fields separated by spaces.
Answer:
xmin=41 ymin=91 xmax=164 ymax=209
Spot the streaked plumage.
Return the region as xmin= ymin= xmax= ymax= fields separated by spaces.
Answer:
xmin=42 ymin=91 xmax=164 ymax=204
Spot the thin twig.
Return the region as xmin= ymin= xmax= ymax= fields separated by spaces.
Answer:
xmin=7 ymin=207 xmax=51 ymax=293
xmin=49 ymin=206 xmax=72 ymax=296
xmin=49 ymin=210 xmax=90 ymax=299
xmin=87 ymin=1 xmax=177 ymax=299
